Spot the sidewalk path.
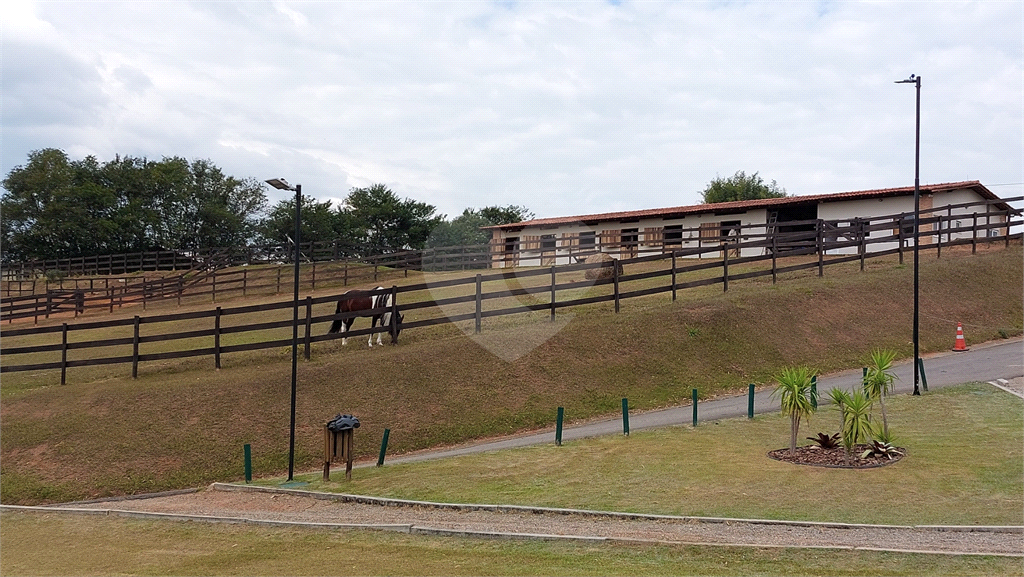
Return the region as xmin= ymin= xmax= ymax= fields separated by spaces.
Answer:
xmin=381 ymin=338 xmax=1023 ymax=465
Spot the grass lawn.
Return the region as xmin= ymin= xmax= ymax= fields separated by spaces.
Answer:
xmin=283 ymin=383 xmax=1024 ymax=527
xmin=2 ymin=512 xmax=1021 ymax=576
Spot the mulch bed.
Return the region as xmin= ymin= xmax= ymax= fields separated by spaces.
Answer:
xmin=768 ymin=444 xmax=906 ymax=469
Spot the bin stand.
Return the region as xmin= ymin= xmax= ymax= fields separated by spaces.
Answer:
xmin=323 ymin=426 xmax=354 ymax=481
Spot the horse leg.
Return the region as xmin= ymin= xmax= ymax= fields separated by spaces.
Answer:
xmin=374 ymin=314 xmax=387 ymax=346
xmin=341 ymin=318 xmax=353 ymax=346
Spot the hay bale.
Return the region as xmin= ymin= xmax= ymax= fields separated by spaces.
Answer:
xmin=584 ymin=253 xmax=621 ymax=280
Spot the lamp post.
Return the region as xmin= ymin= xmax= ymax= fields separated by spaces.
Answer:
xmin=265 ymin=177 xmax=302 ymax=478
xmin=895 ymin=74 xmax=921 ymax=396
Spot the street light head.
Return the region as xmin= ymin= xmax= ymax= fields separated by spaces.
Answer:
xmin=265 ymin=178 xmax=295 ymax=191
xmin=895 ymin=74 xmax=919 ymax=84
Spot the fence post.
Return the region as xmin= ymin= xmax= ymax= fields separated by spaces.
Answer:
xmin=45 ymin=291 xmax=52 ymax=320
xmin=215 ymin=307 xmax=222 ymax=369
xmin=377 ymin=428 xmax=391 ymax=467
xmin=898 ymin=215 xmax=905 ymax=265
xmin=613 ymin=261 xmax=620 ymax=313
xmin=972 ymin=213 xmax=978 ymax=254
xmin=555 ymin=407 xmax=564 ymax=446
xmin=311 ymin=262 xmax=317 ymax=292
xmin=277 ymin=266 xmax=282 ymax=294
xmin=817 ymin=220 xmax=824 ymax=277
xmin=475 ymin=274 xmax=482 ymax=334
xmin=771 ymin=235 xmax=778 ymax=284
xmin=132 ymin=315 xmax=140 ymax=379
xmin=859 ymin=219 xmax=867 ymax=271
xmin=671 ymin=251 xmax=677 ymax=301
xmin=550 ymin=266 xmax=556 ymax=322
xmin=212 ymin=270 xmax=217 ymax=303
xmin=242 ymin=269 xmax=247 ymax=297
xmin=389 ymin=286 xmax=399 ymax=344
xmin=747 ymin=384 xmax=755 ymax=418
xmin=692 ymin=389 xmax=698 ymax=427
xmin=722 ymin=248 xmax=729 ymax=292
xmin=61 ymin=323 xmax=68 ymax=386
xmin=621 ymin=398 xmax=630 ymax=436
xmin=304 ymin=296 xmax=313 ymax=360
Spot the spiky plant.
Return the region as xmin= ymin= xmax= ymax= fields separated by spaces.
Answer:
xmin=806 ymin=432 xmax=841 ymax=449
xmin=829 ymin=388 xmax=874 ymax=464
xmin=864 ymin=349 xmax=898 ymax=437
xmin=771 ymin=366 xmax=818 ymax=455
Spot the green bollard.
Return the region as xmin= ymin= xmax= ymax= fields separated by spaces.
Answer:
xmin=243 ymin=444 xmax=252 ymax=484
xmin=377 ymin=428 xmax=390 ymax=467
xmin=747 ymin=384 xmax=755 ymax=419
xmin=555 ymin=407 xmax=564 ymax=446
xmin=621 ymin=398 xmax=630 ymax=436
xmin=692 ymin=389 xmax=698 ymax=427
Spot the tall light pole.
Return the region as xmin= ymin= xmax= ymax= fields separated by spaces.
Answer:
xmin=895 ymin=74 xmax=921 ymax=396
xmin=265 ymin=177 xmax=301 ymax=478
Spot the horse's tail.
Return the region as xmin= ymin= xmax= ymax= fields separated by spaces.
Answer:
xmin=328 ymin=298 xmax=343 ymax=334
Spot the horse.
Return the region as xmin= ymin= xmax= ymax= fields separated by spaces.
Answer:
xmin=327 ymin=287 xmax=403 ymax=347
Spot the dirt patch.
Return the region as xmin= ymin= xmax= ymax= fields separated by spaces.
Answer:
xmin=768 ymin=444 xmax=905 ymax=469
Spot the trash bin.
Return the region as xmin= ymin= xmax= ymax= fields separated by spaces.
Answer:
xmin=324 ymin=414 xmax=359 ymax=481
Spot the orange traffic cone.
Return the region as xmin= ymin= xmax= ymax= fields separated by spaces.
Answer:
xmin=952 ymin=322 xmax=969 ymax=352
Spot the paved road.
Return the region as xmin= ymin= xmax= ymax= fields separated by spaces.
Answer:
xmin=380 ymin=338 xmax=1023 ymax=466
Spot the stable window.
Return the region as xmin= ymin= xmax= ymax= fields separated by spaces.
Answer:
xmin=664 ymin=225 xmax=683 ymax=245
xmin=541 ymin=234 xmax=557 ymax=250
xmin=579 ymin=231 xmax=596 ymax=249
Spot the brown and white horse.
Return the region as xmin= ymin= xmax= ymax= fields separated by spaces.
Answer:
xmin=327 ymin=287 xmax=403 ymax=347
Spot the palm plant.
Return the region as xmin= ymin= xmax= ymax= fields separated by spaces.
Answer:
xmin=771 ymin=366 xmax=817 ymax=455
xmin=829 ymin=388 xmax=874 ymax=464
xmin=863 ymin=349 xmax=898 ymax=437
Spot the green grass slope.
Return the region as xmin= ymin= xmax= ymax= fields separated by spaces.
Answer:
xmin=1 ymin=246 xmax=1021 ymax=504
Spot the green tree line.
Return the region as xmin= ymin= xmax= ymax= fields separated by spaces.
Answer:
xmin=1 ymin=149 xmax=532 ymax=263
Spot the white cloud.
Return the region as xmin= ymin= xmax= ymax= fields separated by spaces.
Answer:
xmin=2 ymin=1 xmax=1021 ymax=217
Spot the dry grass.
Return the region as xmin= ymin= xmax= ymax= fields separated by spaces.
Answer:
xmin=0 ymin=246 xmax=1021 ymax=505
xmin=3 ymin=510 xmax=1021 ymax=576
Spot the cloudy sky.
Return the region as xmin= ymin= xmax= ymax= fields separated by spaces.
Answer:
xmin=3 ymin=1 xmax=1022 ymax=221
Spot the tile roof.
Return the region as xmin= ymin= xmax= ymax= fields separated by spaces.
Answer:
xmin=485 ymin=181 xmax=1002 ymax=230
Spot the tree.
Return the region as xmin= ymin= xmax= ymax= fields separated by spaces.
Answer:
xmin=771 ymin=366 xmax=818 ymax=455
xmin=477 ymin=205 xmax=534 ymax=226
xmin=425 ymin=205 xmax=535 ymax=248
xmin=700 ymin=171 xmax=787 ymax=204
xmin=1 ymin=149 xmax=118 ymax=262
xmin=1 ymin=149 xmax=267 ymax=262
xmin=262 ymin=196 xmax=345 ymax=246
xmin=342 ymin=184 xmax=444 ymax=254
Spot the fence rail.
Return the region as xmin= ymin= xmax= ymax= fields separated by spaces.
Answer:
xmin=2 ymin=200 xmax=1020 ymax=325
xmin=2 ymin=206 xmax=1021 ymax=384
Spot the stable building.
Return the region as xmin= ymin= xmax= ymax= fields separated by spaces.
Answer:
xmin=484 ymin=181 xmax=1013 ymax=268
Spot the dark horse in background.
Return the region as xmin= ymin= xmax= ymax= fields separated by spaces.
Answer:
xmin=327 ymin=286 xmax=403 ymax=347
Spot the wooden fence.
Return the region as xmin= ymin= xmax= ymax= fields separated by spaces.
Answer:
xmin=2 ymin=209 xmax=1021 ymax=384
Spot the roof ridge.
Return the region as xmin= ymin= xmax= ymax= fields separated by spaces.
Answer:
xmin=487 ymin=181 xmax=992 ymax=229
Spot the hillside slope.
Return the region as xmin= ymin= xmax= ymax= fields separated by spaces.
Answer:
xmin=1 ymin=246 xmax=1021 ymax=504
